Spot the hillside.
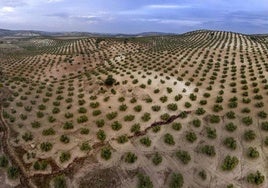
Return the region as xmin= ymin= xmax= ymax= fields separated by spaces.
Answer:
xmin=0 ymin=30 xmax=268 ymax=188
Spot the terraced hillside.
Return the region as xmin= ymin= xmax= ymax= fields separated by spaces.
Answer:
xmin=1 ymin=30 xmax=268 ymax=188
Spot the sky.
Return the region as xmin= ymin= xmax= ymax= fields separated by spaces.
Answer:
xmin=0 ymin=0 xmax=268 ymax=34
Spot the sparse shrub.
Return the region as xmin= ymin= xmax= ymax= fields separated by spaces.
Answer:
xmin=247 ymin=171 xmax=265 ymax=185
xmin=22 ymin=132 xmax=33 ymax=141
xmin=167 ymin=103 xmax=178 ymax=111
xmin=137 ymin=173 xmax=153 ymax=188
xmin=101 ymin=147 xmax=111 ymax=160
xmin=242 ymin=116 xmax=253 ymax=126
xmin=7 ymin=166 xmax=19 ymax=179
xmin=0 ymin=155 xmax=8 ymax=168
xmin=164 ymin=133 xmax=175 ymax=145
xmin=201 ymin=145 xmax=216 ymax=157
xmin=63 ymin=121 xmax=73 ymax=130
xmin=106 ymin=111 xmax=117 ymax=120
xmin=134 ymin=105 xmax=142 ymax=112
xmin=131 ymin=123 xmax=140 ymax=133
xmin=141 ymin=112 xmax=151 ymax=122
xmin=42 ymin=128 xmax=55 ymax=136
xmin=97 ymin=129 xmax=106 ymax=141
xmin=60 ymin=152 xmax=71 ymax=163
xmin=221 ymin=155 xmax=239 ymax=171
xmin=198 ymin=170 xmax=207 ymax=180
xmin=80 ymin=142 xmax=91 ymax=151
xmin=223 ymin=137 xmax=236 ymax=150
xmin=117 ymin=135 xmax=128 ymax=144
xmin=206 ymin=127 xmax=217 ymax=139
xmin=247 ymin=147 xmax=259 ymax=159
xmin=225 ymin=122 xmax=237 ymax=132
xmin=152 ymin=152 xmax=162 ymax=165
xmin=244 ymin=130 xmax=256 ymax=141
xmin=192 ymin=119 xmax=201 ymax=127
xmin=176 ymin=150 xmax=191 ymax=164
xmin=77 ymin=115 xmax=88 ymax=123
xmin=124 ymin=152 xmax=137 ymax=163
xmin=140 ymin=137 xmax=151 ymax=147
xmin=40 ymin=142 xmax=53 ymax=152
xmin=169 ymin=172 xmax=184 ymax=188
xmin=172 ymin=122 xmax=181 ymax=131
xmin=53 ymin=175 xmax=67 ymax=188
xmin=186 ymin=132 xmax=197 ymax=143
xmin=111 ymin=121 xmax=122 ymax=131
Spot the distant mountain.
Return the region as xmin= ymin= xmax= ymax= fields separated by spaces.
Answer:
xmin=0 ymin=28 xmax=175 ymax=38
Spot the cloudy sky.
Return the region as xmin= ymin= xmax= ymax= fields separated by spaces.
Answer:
xmin=0 ymin=0 xmax=267 ymax=34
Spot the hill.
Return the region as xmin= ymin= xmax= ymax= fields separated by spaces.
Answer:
xmin=0 ymin=30 xmax=268 ymax=187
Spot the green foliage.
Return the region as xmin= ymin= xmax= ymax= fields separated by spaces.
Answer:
xmin=101 ymin=147 xmax=112 ymax=160
xmin=131 ymin=123 xmax=140 ymax=133
xmin=137 ymin=173 xmax=153 ymax=188
xmin=124 ymin=115 xmax=135 ymax=121
xmin=119 ymin=104 xmax=128 ymax=111
xmin=117 ymin=135 xmax=128 ymax=144
xmin=40 ymin=142 xmax=53 ymax=152
xmin=247 ymin=147 xmax=259 ymax=159
xmin=7 ymin=166 xmax=19 ymax=179
xmin=33 ymin=160 xmax=48 ymax=171
xmin=226 ymin=111 xmax=236 ymax=119
xmin=42 ymin=128 xmax=55 ymax=136
xmin=247 ymin=171 xmax=265 ymax=185
xmin=201 ymin=145 xmax=216 ymax=157
xmin=95 ymin=119 xmax=105 ymax=127
xmin=221 ymin=155 xmax=239 ymax=171
xmin=152 ymin=152 xmax=162 ymax=165
xmin=186 ymin=132 xmax=197 ymax=143
xmin=22 ymin=132 xmax=33 ymax=141
xmin=195 ymin=108 xmax=206 ymax=115
xmin=104 ymin=75 xmax=116 ymax=86
xmin=0 ymin=155 xmax=8 ymax=168
xmin=60 ymin=152 xmax=71 ymax=163
xmin=80 ymin=142 xmax=91 ymax=151
xmin=164 ymin=133 xmax=175 ymax=145
xmin=176 ymin=150 xmax=191 ymax=164
xmin=111 ymin=121 xmax=122 ymax=131
xmin=198 ymin=170 xmax=207 ymax=180
xmin=244 ymin=130 xmax=256 ymax=141
xmin=124 ymin=152 xmax=137 ymax=163
xmin=223 ymin=137 xmax=237 ymax=150
xmin=167 ymin=103 xmax=178 ymax=111
xmin=172 ymin=122 xmax=181 ymax=131
xmin=106 ymin=111 xmax=118 ymax=120
xmin=152 ymin=125 xmax=161 ymax=133
xmin=169 ymin=172 xmax=184 ymax=188
xmin=206 ymin=127 xmax=217 ymax=139
xmin=225 ymin=122 xmax=237 ymax=132
xmin=140 ymin=137 xmax=151 ymax=147
xmin=60 ymin=135 xmax=70 ymax=144
xmin=77 ymin=115 xmax=88 ymax=123
xmin=242 ymin=116 xmax=253 ymax=126
xmin=63 ymin=121 xmax=73 ymax=130
xmin=160 ymin=113 xmax=170 ymax=121
xmin=53 ymin=175 xmax=67 ymax=188
xmin=80 ymin=128 xmax=89 ymax=135
xmin=192 ymin=119 xmax=201 ymax=127
xmin=209 ymin=115 xmax=220 ymax=124
xmin=141 ymin=112 xmax=151 ymax=122
xmin=97 ymin=129 xmax=106 ymax=141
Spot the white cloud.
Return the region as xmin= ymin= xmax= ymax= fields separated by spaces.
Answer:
xmin=46 ymin=0 xmax=64 ymax=2
xmin=134 ymin=18 xmax=202 ymax=27
xmin=1 ymin=6 xmax=15 ymax=13
xmin=146 ymin=4 xmax=191 ymax=9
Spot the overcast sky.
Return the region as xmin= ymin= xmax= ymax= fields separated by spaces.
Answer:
xmin=0 ymin=0 xmax=267 ymax=34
